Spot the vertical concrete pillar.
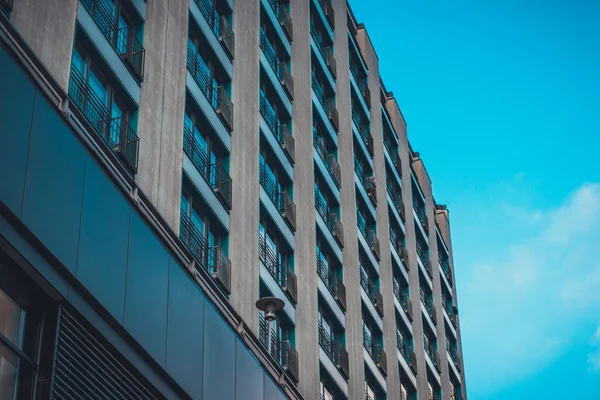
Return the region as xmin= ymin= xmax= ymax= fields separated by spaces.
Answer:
xmin=291 ymin=0 xmax=320 ymax=398
xmin=11 ymin=0 xmax=78 ymax=92
xmin=332 ymin=1 xmax=366 ymax=398
xmin=136 ymin=0 xmax=188 ymax=232
xmin=228 ymin=0 xmax=261 ymax=331
xmin=356 ymin=27 xmax=401 ymax=400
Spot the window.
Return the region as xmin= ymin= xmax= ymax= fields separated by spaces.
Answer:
xmin=0 ymin=259 xmax=57 ymax=400
xmin=320 ymin=380 xmax=334 ymax=400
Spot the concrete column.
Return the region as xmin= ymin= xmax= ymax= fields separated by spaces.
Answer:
xmin=136 ymin=0 xmax=188 ymax=232
xmin=413 ymin=157 xmax=451 ymax=397
xmin=291 ymin=0 xmax=320 ymax=398
xmin=356 ymin=27 xmax=401 ymax=400
xmin=385 ymin=96 xmax=430 ymax=396
xmin=228 ymin=0 xmax=261 ymax=332
xmin=332 ymin=0 xmax=366 ymax=398
xmin=11 ymin=0 xmax=78 ymax=92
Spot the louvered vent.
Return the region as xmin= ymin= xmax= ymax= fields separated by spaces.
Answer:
xmin=53 ymin=307 xmax=164 ymax=400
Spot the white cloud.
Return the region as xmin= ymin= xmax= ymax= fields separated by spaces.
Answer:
xmin=458 ymin=182 xmax=600 ymax=394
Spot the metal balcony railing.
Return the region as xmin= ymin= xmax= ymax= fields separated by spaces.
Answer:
xmin=313 ymin=129 xmax=341 ymax=188
xmin=421 ymin=287 xmax=437 ymax=323
xmin=259 ymin=28 xmax=294 ymax=100
xmin=357 ymin=212 xmax=379 ymax=259
xmin=317 ymin=0 xmax=335 ymax=29
xmin=310 ymin=26 xmax=336 ymax=79
xmin=384 ymin=139 xmax=402 ymax=177
xmin=387 ymin=180 xmax=405 ymax=221
xmin=393 ymin=279 xmax=412 ymax=320
xmin=187 ymin=43 xmax=234 ymax=131
xmin=258 ymin=314 xmax=299 ymax=381
xmin=194 ymin=0 xmax=235 ymax=59
xmin=352 ymin=107 xmax=373 ymax=156
xmin=318 ymin=322 xmax=349 ymax=378
xmin=350 ymin=62 xmax=371 ymax=109
xmin=364 ymin=176 xmax=377 ymax=206
xmin=416 ymin=238 xmax=429 ymax=267
xmin=180 ymin=212 xmax=231 ymax=293
xmin=183 ymin=125 xmax=232 ymax=209
xmin=265 ymin=0 xmax=293 ymax=41
xmin=68 ymin=67 xmax=139 ymax=174
xmin=374 ymin=344 xmax=388 ymax=376
xmin=413 ymin=196 xmax=429 ymax=234
xmin=80 ymin=0 xmax=145 ymax=81
xmin=259 ymin=91 xmax=295 ymax=163
xmin=259 ymin=160 xmax=296 ymax=230
xmin=440 ymin=257 xmax=453 ymax=285
xmin=360 ymin=268 xmax=384 ymax=317
xmin=365 ymin=390 xmax=375 ymax=400
xmin=0 ymin=0 xmax=13 ymax=14
xmin=447 ymin=341 xmax=462 ymax=372
xmin=259 ymin=235 xmax=297 ymax=304
xmin=423 ymin=338 xmax=441 ymax=373
xmin=311 ymin=73 xmax=339 ymax=131
xmin=316 ymin=254 xmax=346 ymax=311
xmin=397 ymin=331 xmax=415 ymax=365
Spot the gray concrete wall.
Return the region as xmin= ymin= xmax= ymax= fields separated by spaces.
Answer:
xmin=136 ymin=0 xmax=188 ymax=232
xmin=11 ymin=0 xmax=78 ymax=92
xmin=228 ymin=0 xmax=261 ymax=333
xmin=290 ymin=0 xmax=320 ymax=397
xmin=332 ymin=1 xmax=366 ymax=398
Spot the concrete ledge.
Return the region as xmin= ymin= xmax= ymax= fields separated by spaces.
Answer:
xmin=364 ymin=348 xmax=387 ymax=393
xmin=260 ymin=187 xmax=295 ymax=250
xmin=259 ymin=117 xmax=294 ymax=181
xmin=77 ymin=4 xmax=140 ymax=105
xmin=183 ymin=154 xmax=230 ymax=229
xmin=259 ymin=261 xmax=296 ymax=322
xmin=186 ymin=74 xmax=231 ymax=151
xmin=317 ymin=279 xmax=345 ymax=328
xmin=319 ymin=347 xmax=349 ymax=396
xmin=259 ymin=52 xmax=292 ymax=117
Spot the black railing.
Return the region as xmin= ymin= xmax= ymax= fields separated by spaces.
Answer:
xmin=187 ymin=43 xmax=234 ymax=131
xmin=350 ymin=62 xmax=370 ymax=108
xmin=310 ymin=26 xmax=336 ymax=79
xmin=0 ymin=0 xmax=13 ymax=14
xmin=374 ymin=344 xmax=387 ymax=376
xmin=352 ymin=107 xmax=372 ymax=155
xmin=313 ymin=129 xmax=341 ymax=188
xmin=68 ymin=67 xmax=139 ymax=173
xmin=364 ymin=176 xmax=377 ymax=206
xmin=416 ymin=238 xmax=429 ymax=266
xmin=318 ymin=322 xmax=349 ymax=378
xmin=80 ymin=0 xmax=145 ymax=81
xmin=440 ymin=257 xmax=453 ymax=285
xmin=317 ymin=0 xmax=335 ymax=29
xmin=259 ymin=91 xmax=295 ymax=162
xmin=397 ymin=332 xmax=415 ymax=367
xmin=258 ymin=313 xmax=298 ymax=381
xmin=316 ymin=254 xmax=346 ymax=311
xmin=180 ymin=212 xmax=231 ymax=293
xmin=360 ymin=268 xmax=383 ymax=316
xmin=265 ymin=0 xmax=293 ymax=41
xmin=259 ymin=161 xmax=296 ymax=230
xmin=183 ymin=125 xmax=232 ymax=209
xmin=387 ymin=180 xmax=405 ymax=221
xmin=194 ymin=0 xmax=235 ymax=59
xmin=258 ymin=234 xmax=297 ymax=304
xmin=393 ymin=278 xmax=412 ymax=320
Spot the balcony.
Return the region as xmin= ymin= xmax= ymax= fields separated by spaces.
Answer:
xmin=360 ymin=268 xmax=384 ymax=317
xmin=396 ymin=333 xmax=417 ymax=372
xmin=357 ymin=212 xmax=380 ymax=261
xmin=447 ymin=340 xmax=462 ymax=373
xmin=260 ymin=28 xmax=294 ymax=100
xmin=440 ymin=257 xmax=453 ymax=286
xmin=194 ymin=0 xmax=235 ymax=59
xmin=259 ymin=161 xmax=296 ymax=231
xmin=317 ymin=0 xmax=335 ymax=29
xmin=315 ymin=192 xmax=344 ymax=249
xmin=424 ymin=336 xmax=441 ymax=374
xmin=259 ymin=314 xmax=299 ymax=382
xmin=80 ymin=0 xmax=145 ymax=82
xmin=390 ymin=228 xmax=408 ymax=267
xmin=383 ymin=138 xmax=402 ymax=177
xmin=265 ymin=0 xmax=293 ymax=41
xmin=387 ymin=180 xmax=405 ymax=222
xmin=0 ymin=0 xmax=13 ymax=14
xmin=68 ymin=67 xmax=139 ymax=174
xmin=180 ymin=212 xmax=231 ymax=294
xmin=312 ymin=72 xmax=339 ymax=132
xmin=352 ymin=108 xmax=373 ymax=157
xmin=355 ymin=158 xmax=377 ymax=208
xmin=363 ymin=329 xmax=387 ymax=376
xmin=420 ymin=287 xmax=437 ymax=324
xmin=187 ymin=43 xmax=234 ymax=131
xmin=311 ymin=26 xmax=336 ymax=79
xmin=318 ymin=322 xmax=349 ymax=378
xmin=259 ymin=235 xmax=297 ymax=304
xmin=413 ymin=199 xmax=429 ymax=235
xmin=183 ymin=125 xmax=232 ymax=209
xmin=350 ymin=62 xmax=370 ymax=109
xmin=317 ymin=255 xmax=346 ymax=311
xmin=416 ymin=238 xmax=429 ymax=270
xmin=313 ymin=129 xmax=341 ymax=188
xmin=260 ymin=91 xmax=295 ymax=163
xmin=393 ymin=279 xmax=413 ymax=321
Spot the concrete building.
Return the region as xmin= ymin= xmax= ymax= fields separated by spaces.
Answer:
xmin=0 ymin=0 xmax=466 ymax=399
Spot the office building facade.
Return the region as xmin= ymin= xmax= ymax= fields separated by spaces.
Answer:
xmin=0 ymin=0 xmax=466 ymax=399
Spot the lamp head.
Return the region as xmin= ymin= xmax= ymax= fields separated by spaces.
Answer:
xmin=255 ymin=296 xmax=285 ymax=322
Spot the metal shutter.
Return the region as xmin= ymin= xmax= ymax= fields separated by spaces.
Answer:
xmin=53 ymin=307 xmax=164 ymax=400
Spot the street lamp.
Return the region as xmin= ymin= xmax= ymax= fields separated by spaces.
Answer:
xmin=256 ymin=296 xmax=285 ymax=356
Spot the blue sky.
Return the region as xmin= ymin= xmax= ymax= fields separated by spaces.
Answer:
xmin=349 ymin=0 xmax=600 ymax=398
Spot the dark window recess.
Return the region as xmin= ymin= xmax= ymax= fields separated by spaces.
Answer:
xmin=0 ymin=0 xmax=13 ymax=14
xmin=53 ymin=306 xmax=165 ymax=399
